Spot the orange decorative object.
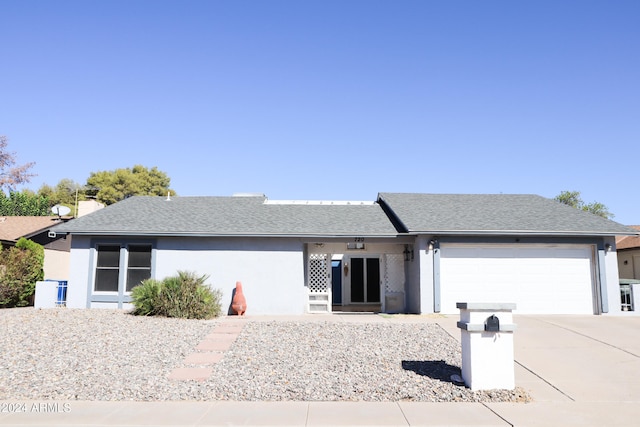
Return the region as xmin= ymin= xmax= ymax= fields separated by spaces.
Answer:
xmin=231 ymin=281 xmax=247 ymax=316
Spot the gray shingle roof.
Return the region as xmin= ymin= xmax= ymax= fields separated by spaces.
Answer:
xmin=52 ymin=193 xmax=636 ymax=238
xmin=377 ymin=193 xmax=636 ymax=236
xmin=52 ymin=196 xmax=400 ymax=237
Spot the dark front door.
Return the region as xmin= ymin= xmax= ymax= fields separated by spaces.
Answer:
xmin=331 ymin=260 xmax=342 ymax=304
xmin=350 ymin=257 xmax=380 ymax=303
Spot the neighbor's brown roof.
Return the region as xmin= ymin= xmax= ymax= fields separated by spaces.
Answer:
xmin=616 ymin=226 xmax=640 ymax=250
xmin=0 ymin=216 xmax=63 ymax=242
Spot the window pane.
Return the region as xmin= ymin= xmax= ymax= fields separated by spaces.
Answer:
xmin=351 ymin=258 xmax=364 ymax=303
xmin=95 ymin=269 xmax=119 ymax=292
xmin=366 ymin=258 xmax=381 ymax=303
xmin=128 ymin=245 xmax=151 ymax=267
xmin=97 ymin=245 xmax=120 ymax=268
xmin=126 ymin=269 xmax=151 ymax=292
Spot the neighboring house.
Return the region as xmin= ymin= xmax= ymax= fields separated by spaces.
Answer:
xmin=617 ymin=226 xmax=640 ymax=280
xmin=51 ymin=193 xmax=639 ymax=315
xmin=0 ymin=216 xmax=71 ymax=280
xmin=77 ymin=199 xmax=105 ymax=217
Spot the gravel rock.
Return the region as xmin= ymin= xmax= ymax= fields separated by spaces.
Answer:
xmin=0 ymin=308 xmax=530 ymax=402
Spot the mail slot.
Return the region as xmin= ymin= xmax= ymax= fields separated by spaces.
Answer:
xmin=485 ymin=315 xmax=500 ymax=332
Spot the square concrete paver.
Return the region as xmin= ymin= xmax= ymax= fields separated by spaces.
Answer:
xmin=168 ymin=367 xmax=213 ymax=381
xmin=307 ymin=402 xmax=408 ymax=426
xmin=184 ymin=351 xmax=224 ymax=364
xmin=214 ymin=325 xmax=245 ymax=334
xmin=204 ymin=332 xmax=240 ymax=341
xmin=196 ymin=340 xmax=234 ymax=351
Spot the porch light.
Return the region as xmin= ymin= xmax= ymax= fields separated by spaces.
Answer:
xmin=605 ymin=243 xmax=612 ymax=252
xmin=403 ymin=246 xmax=414 ymax=261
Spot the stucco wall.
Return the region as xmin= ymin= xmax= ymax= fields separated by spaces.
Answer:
xmin=411 ymin=237 xmax=430 ymax=314
xmin=618 ymin=248 xmax=640 ymax=280
xmin=66 ymin=235 xmax=92 ymax=309
xmin=43 ymin=248 xmax=70 ymax=281
xmin=155 ymin=237 xmax=306 ymax=315
xmin=65 ymin=236 xmax=306 ymax=315
xmin=604 ymin=238 xmax=637 ymax=315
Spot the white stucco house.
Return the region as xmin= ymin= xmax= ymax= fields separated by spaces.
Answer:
xmin=50 ymin=192 xmax=639 ymax=315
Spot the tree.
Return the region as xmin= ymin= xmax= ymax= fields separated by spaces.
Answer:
xmin=38 ymin=179 xmax=86 ymax=213
xmin=85 ymin=165 xmax=175 ymax=205
xmin=0 ymin=135 xmax=36 ymax=192
xmin=554 ymin=190 xmax=614 ymax=219
xmin=0 ymin=190 xmax=50 ymax=216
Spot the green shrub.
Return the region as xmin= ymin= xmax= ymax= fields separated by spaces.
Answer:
xmin=130 ymin=278 xmax=163 ymax=316
xmin=131 ymin=271 xmax=222 ymax=319
xmin=0 ymin=239 xmax=44 ymax=308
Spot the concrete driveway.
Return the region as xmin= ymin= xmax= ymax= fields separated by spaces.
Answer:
xmin=438 ymin=314 xmax=640 ymax=426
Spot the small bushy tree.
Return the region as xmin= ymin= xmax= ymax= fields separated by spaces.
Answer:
xmin=0 ymin=238 xmax=44 ymax=307
xmin=131 ymin=271 xmax=222 ymax=319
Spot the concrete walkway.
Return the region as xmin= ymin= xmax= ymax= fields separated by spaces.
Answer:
xmin=1 ymin=314 xmax=639 ymax=426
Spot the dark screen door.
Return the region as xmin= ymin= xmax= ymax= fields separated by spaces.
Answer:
xmin=350 ymin=257 xmax=380 ymax=303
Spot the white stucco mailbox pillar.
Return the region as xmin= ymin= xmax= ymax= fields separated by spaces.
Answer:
xmin=456 ymin=302 xmax=517 ymax=391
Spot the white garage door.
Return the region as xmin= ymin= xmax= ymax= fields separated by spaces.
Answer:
xmin=439 ymin=244 xmax=596 ymax=314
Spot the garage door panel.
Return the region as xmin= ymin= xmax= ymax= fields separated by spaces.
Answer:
xmin=439 ymin=245 xmax=594 ymax=314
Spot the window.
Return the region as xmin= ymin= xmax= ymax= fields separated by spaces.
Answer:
xmin=126 ymin=245 xmax=152 ymax=291
xmin=95 ymin=245 xmax=121 ymax=292
xmin=94 ymin=244 xmax=152 ymax=293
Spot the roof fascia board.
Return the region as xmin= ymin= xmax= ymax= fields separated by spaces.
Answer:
xmin=406 ymin=230 xmax=634 ymax=237
xmin=62 ymin=232 xmax=404 ymax=239
xmin=435 ymin=235 xmax=610 ymax=245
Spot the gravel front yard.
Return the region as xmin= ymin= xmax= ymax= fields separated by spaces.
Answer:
xmin=0 ymin=308 xmax=530 ymax=402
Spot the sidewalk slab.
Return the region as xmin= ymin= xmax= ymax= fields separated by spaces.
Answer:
xmin=1 ymin=401 xmax=117 ymax=426
xmin=487 ymin=401 xmax=638 ymax=427
xmin=398 ymin=402 xmax=510 ymax=426
xmin=104 ymin=401 xmax=214 ymax=426
xmin=306 ymin=402 xmax=408 ymax=426
xmin=198 ymin=401 xmax=308 ymax=426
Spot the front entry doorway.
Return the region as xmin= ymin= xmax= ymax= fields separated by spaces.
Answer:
xmin=332 ymin=256 xmax=381 ymax=312
xmin=350 ymin=257 xmax=380 ymax=303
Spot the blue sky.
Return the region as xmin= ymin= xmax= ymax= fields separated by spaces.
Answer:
xmin=1 ymin=1 xmax=638 ymax=224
